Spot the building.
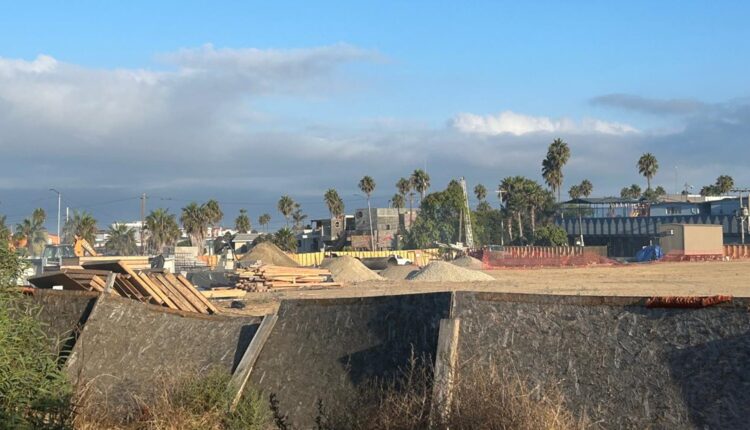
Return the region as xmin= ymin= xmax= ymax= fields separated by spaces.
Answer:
xmin=557 ymin=195 xmax=749 ymax=257
xmin=350 ymin=207 xmax=418 ymax=251
xmin=296 ymin=215 xmax=355 ymax=253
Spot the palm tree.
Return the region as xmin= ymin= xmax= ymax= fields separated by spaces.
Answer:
xmin=277 ymin=195 xmax=295 ymax=227
xmin=292 ymin=203 xmax=307 ymax=231
xmin=181 ymin=202 xmax=209 ymax=253
xmin=203 ymin=199 xmax=223 ymax=238
xmin=542 ymin=138 xmax=571 ymax=202
xmin=105 ymin=223 xmax=138 ymax=256
xmin=273 ymin=227 xmax=297 ymax=253
xmin=715 ymin=175 xmax=734 ymax=194
xmin=324 ymin=189 xmax=345 ymax=218
xmin=525 ymin=181 xmax=549 ymax=236
xmin=15 ymin=208 xmax=48 ymax=257
xmin=0 ymin=215 xmax=9 ymax=243
xmin=499 ymin=176 xmax=527 ymax=240
xmin=358 ymin=175 xmax=376 ymax=250
xmin=620 ymin=184 xmax=642 ymax=199
xmin=63 ymin=210 xmax=97 ymax=244
xmin=391 ymin=193 xmax=405 ymax=209
xmin=569 ymin=184 xmax=582 ymax=200
xmin=579 ymin=179 xmax=593 ymax=198
xmin=258 ymin=213 xmax=271 ymax=233
xmin=397 ymin=177 xmax=414 ymax=226
xmin=144 ymin=208 xmax=181 ymax=253
xmin=474 ymin=184 xmax=487 ymax=202
xmin=637 ymin=153 xmax=659 ymax=190
xmin=410 ymin=169 xmax=431 ymax=202
xmin=235 ymin=209 xmax=251 ymax=233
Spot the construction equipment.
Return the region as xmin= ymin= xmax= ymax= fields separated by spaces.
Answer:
xmin=459 ymin=177 xmax=475 ymax=249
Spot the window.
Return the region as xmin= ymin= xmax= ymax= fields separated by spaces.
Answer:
xmin=666 ymin=207 xmax=681 ymax=215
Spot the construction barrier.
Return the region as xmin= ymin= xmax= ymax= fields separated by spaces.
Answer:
xmin=289 ymin=248 xmax=441 ymax=267
xmin=724 ymin=244 xmax=750 ymax=259
xmin=482 ymin=245 xmax=613 ymax=268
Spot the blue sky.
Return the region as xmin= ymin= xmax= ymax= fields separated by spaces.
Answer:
xmin=1 ymin=1 xmax=749 ymax=229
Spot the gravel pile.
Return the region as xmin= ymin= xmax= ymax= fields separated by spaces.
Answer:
xmin=320 ymin=256 xmax=384 ymax=283
xmin=240 ymin=242 xmax=300 ymax=267
xmin=451 ymin=256 xmax=485 ymax=270
xmin=380 ymin=264 xmax=420 ymax=280
xmin=407 ymin=261 xmax=495 ymax=282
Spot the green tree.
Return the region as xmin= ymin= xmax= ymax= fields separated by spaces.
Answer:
xmin=569 ymin=184 xmax=582 ymax=200
xmin=620 ymin=184 xmax=642 ymax=199
xmin=277 ymin=195 xmax=295 ymax=228
xmin=715 ymin=175 xmax=734 ymax=194
xmin=104 ymin=223 xmax=138 ymax=256
xmin=359 ymin=176 xmax=377 ymax=250
xmin=235 ymin=209 xmax=251 ymax=233
xmin=0 ymin=216 xmax=10 ymax=244
xmin=579 ymin=179 xmax=593 ymax=197
xmin=181 ymin=202 xmax=209 ymax=253
xmin=273 ymin=227 xmax=297 ymax=253
xmin=15 ymin=209 xmax=48 ymax=257
xmin=258 ymin=213 xmax=271 ymax=233
xmin=474 ymin=183 xmax=487 ymax=202
xmin=637 ymin=153 xmax=659 ymax=190
xmin=324 ymin=189 xmax=345 ymax=219
xmin=291 ymin=203 xmax=307 ymax=231
xmin=410 ymin=169 xmax=431 ymax=201
xmin=204 ymin=199 xmax=223 ymax=237
xmin=534 ymin=225 xmax=568 ymax=246
xmin=62 ymin=210 xmax=97 ymax=245
xmin=405 ymin=181 xmax=465 ymax=248
xmin=145 ymin=208 xmax=181 ymax=253
xmin=391 ymin=193 xmax=405 ymax=209
xmin=542 ymin=138 xmax=571 ymax=201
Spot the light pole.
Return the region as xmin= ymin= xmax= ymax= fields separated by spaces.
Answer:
xmin=49 ymin=188 xmax=61 ymax=241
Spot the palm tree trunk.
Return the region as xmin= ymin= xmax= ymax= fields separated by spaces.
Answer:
xmin=507 ymin=219 xmax=513 ymax=241
xmin=647 ymin=177 xmax=651 ymax=190
xmin=367 ymin=198 xmax=375 ymax=250
xmin=517 ymin=212 xmax=523 ymax=240
xmin=530 ymin=208 xmax=536 ymax=236
xmin=408 ymin=194 xmax=414 ymax=229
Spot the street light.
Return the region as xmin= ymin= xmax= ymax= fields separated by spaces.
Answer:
xmin=49 ymin=188 xmax=61 ymax=241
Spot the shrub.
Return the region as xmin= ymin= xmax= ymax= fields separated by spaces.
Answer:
xmin=533 ymin=225 xmax=569 ymax=246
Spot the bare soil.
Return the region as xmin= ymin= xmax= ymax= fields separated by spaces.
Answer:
xmin=220 ymin=259 xmax=750 ymax=316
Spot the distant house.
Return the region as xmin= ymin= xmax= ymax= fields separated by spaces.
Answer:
xmin=351 ymin=207 xmax=418 ymax=251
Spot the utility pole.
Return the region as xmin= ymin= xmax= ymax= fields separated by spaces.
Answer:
xmin=140 ymin=193 xmax=146 ymax=255
xmin=49 ymin=189 xmax=61 ymax=241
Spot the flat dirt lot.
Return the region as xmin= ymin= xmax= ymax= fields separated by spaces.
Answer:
xmin=227 ymin=259 xmax=750 ymax=315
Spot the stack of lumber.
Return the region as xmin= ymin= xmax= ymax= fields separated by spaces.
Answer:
xmin=61 ymin=255 xmax=151 ymax=270
xmin=28 ymin=261 xmax=217 ymax=315
xmin=234 ymin=265 xmax=341 ymax=292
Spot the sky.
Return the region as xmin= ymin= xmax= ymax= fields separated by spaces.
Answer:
xmin=1 ymin=1 xmax=749 ymax=231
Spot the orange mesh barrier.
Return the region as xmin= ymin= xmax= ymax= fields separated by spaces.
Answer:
xmin=481 ymin=246 xmax=616 ymax=269
xmin=646 ymin=295 xmax=732 ymax=308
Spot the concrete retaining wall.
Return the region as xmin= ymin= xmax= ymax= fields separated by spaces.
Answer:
xmin=249 ymin=293 xmax=452 ymax=427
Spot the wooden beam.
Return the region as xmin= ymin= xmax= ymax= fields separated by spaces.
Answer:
xmin=228 ymin=315 xmax=278 ymax=411
xmin=430 ymin=318 xmax=461 ymax=424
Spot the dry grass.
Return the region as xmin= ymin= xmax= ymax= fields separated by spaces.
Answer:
xmin=72 ymin=368 xmax=270 ymax=430
xmin=321 ymin=354 xmax=586 ymax=430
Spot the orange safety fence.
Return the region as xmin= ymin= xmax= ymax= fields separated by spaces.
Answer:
xmin=724 ymin=244 xmax=750 ymax=259
xmin=481 ymin=246 xmax=616 ymax=269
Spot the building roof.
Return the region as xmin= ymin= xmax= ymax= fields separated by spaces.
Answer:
xmin=563 ymin=197 xmax=641 ymax=205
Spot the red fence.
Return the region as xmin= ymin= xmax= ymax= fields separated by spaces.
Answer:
xmin=482 ymin=246 xmax=613 ymax=269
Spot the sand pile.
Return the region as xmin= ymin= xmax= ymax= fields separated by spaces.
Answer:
xmin=240 ymin=242 xmax=300 ymax=267
xmin=451 ymin=255 xmax=485 ymax=270
xmin=407 ymin=261 xmax=495 ymax=282
xmin=380 ymin=264 xmax=420 ymax=280
xmin=320 ymin=256 xmax=384 ymax=283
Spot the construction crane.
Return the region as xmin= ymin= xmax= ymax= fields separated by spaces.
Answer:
xmin=459 ymin=177 xmax=474 ymax=249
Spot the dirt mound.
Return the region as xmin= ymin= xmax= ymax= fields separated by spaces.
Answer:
xmin=320 ymin=256 xmax=384 ymax=283
xmin=240 ymin=242 xmax=299 ymax=267
xmin=451 ymin=256 xmax=485 ymax=270
xmin=407 ymin=261 xmax=495 ymax=282
xmin=380 ymin=264 xmax=420 ymax=280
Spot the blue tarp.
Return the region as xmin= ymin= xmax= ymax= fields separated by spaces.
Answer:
xmin=635 ymin=245 xmax=664 ymax=262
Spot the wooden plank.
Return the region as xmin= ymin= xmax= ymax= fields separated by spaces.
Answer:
xmin=88 ymin=275 xmax=106 ymax=292
xmin=163 ymin=272 xmax=211 ymax=314
xmin=430 ymin=318 xmax=461 ymax=423
xmin=173 ymin=273 xmax=219 ymax=314
xmin=119 ymin=262 xmax=176 ymax=309
xmin=228 ymin=315 xmax=278 ymax=411
xmin=201 ymin=289 xmax=247 ymax=299
xmin=113 ymin=277 xmax=144 ymax=301
xmin=151 ymin=273 xmax=201 ymax=313
xmin=104 ymin=272 xmax=117 ymax=294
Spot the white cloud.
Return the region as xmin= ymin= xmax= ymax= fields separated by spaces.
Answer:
xmin=451 ymin=110 xmax=639 ymax=136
